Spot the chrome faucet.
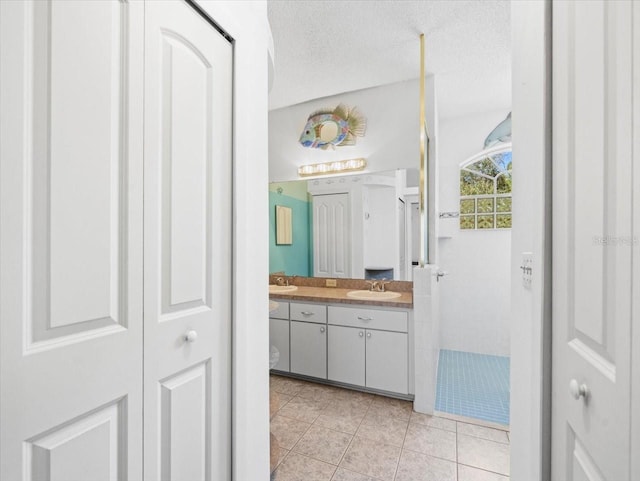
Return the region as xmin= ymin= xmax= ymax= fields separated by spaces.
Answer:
xmin=366 ymin=279 xmax=391 ymax=292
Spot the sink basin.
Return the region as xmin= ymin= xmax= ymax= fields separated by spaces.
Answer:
xmin=346 ymin=290 xmax=402 ymax=300
xmin=269 ymin=284 xmax=298 ymax=293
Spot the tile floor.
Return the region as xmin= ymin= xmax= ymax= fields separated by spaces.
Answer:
xmin=270 ymin=375 xmax=510 ymax=481
xmin=435 ymin=350 xmax=510 ymax=426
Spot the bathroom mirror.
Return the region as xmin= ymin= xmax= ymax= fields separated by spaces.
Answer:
xmin=269 ymin=168 xmax=420 ymax=280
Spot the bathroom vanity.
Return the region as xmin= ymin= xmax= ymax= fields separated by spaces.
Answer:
xmin=269 ymin=282 xmax=414 ymax=399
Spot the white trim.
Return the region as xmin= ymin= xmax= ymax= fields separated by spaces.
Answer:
xmin=192 ymin=2 xmax=271 ymax=480
xmin=630 ymin=2 xmax=640 ymax=478
xmin=510 ymin=1 xmax=552 ymax=480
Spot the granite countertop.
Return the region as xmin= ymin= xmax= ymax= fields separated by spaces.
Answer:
xmin=269 ymin=285 xmax=412 ymax=308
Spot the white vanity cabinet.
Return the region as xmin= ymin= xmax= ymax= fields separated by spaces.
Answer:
xmin=268 ymin=297 xmax=411 ymax=397
xmin=290 ymin=303 xmax=327 ymax=379
xmin=269 ymin=301 xmax=290 ymax=372
xmin=328 ymin=306 xmax=409 ymax=395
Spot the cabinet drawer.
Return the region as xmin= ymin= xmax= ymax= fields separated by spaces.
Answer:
xmin=269 ymin=300 xmax=289 ymax=320
xmin=290 ymin=302 xmax=327 ymax=323
xmin=328 ymin=306 xmax=407 ymax=332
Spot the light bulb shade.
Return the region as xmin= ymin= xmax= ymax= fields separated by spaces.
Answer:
xmin=297 ymin=158 xmax=366 ymax=177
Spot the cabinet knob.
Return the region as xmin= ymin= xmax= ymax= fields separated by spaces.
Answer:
xmin=366 ymin=332 xmax=371 ymax=338
xmin=320 ymin=326 xmax=326 ymax=333
xmin=569 ymin=379 xmax=589 ymax=400
xmin=301 ymin=311 xmax=314 ymax=316
xmin=357 ymin=316 xmax=372 ymax=321
xmin=184 ymin=330 xmax=198 ymax=343
xmin=359 ymin=331 xmax=364 ymax=337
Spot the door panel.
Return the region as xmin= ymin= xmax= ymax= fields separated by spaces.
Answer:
xmin=144 ymin=2 xmax=232 ymax=480
xmin=27 ymin=400 xmax=124 ymax=481
xmin=552 ymin=1 xmax=634 ymax=478
xmin=314 ymin=201 xmax=330 ymax=276
xmin=332 ymin=197 xmax=350 ymax=277
xmin=160 ymin=363 xmax=211 ymax=481
xmin=160 ymin=29 xmax=212 ymax=311
xmin=0 ymin=0 xmax=144 ymax=478
xmin=570 ymin=435 xmax=606 ymax=481
xmin=46 ymin=0 xmax=126 ymax=329
xmin=29 ymin=0 xmax=135 ymax=345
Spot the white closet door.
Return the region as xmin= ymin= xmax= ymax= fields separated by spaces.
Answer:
xmin=143 ymin=2 xmax=232 ymax=480
xmin=552 ymin=1 xmax=634 ymax=479
xmin=0 ymin=1 xmax=145 ymax=479
xmin=313 ymin=193 xmax=351 ymax=278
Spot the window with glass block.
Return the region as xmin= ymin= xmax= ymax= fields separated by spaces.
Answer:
xmin=459 ymin=149 xmax=512 ymax=230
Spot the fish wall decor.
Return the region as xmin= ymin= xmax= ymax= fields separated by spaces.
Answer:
xmin=299 ymin=103 xmax=367 ymax=150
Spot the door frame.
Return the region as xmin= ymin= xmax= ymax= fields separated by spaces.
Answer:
xmin=192 ymin=2 xmax=271 ymax=480
xmin=633 ymin=5 xmax=640 ymax=478
xmin=510 ymin=1 xmax=552 ymax=479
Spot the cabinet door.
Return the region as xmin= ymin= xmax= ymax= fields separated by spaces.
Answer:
xmin=290 ymin=321 xmax=327 ymax=379
xmin=366 ymin=330 xmax=408 ymax=394
xmin=328 ymin=326 xmax=365 ymax=386
xmin=269 ymin=318 xmax=290 ymax=372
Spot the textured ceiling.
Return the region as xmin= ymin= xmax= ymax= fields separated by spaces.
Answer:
xmin=267 ymin=0 xmax=511 ymax=119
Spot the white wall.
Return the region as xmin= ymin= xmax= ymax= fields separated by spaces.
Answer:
xmin=363 ymin=185 xmax=396 ymax=274
xmin=437 ymin=110 xmax=512 ymax=357
xmin=194 ymin=2 xmax=270 ymax=480
xmin=269 ymin=79 xmax=423 ymax=182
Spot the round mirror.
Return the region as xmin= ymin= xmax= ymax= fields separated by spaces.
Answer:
xmin=319 ymin=121 xmax=339 ymax=143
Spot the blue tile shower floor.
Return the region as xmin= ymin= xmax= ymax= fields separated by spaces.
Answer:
xmin=435 ymin=349 xmax=510 ymax=426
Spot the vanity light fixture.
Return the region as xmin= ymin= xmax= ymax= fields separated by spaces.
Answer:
xmin=297 ymin=158 xmax=366 ymax=177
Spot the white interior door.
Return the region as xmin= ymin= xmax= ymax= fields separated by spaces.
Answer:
xmin=0 ymin=1 xmax=145 ymax=479
xmin=552 ymin=1 xmax=635 ymax=479
xmin=313 ymin=193 xmax=351 ymax=278
xmin=143 ymin=2 xmax=232 ymax=480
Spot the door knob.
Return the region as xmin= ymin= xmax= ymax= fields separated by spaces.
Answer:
xmin=569 ymin=379 xmax=589 ymax=400
xmin=184 ymin=330 xmax=198 ymax=343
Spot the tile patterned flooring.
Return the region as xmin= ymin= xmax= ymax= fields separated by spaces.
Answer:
xmin=270 ymin=375 xmax=510 ymax=481
xmin=435 ymin=350 xmax=510 ymax=426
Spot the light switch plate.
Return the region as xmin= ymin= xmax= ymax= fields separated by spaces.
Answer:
xmin=521 ymin=252 xmax=533 ymax=288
